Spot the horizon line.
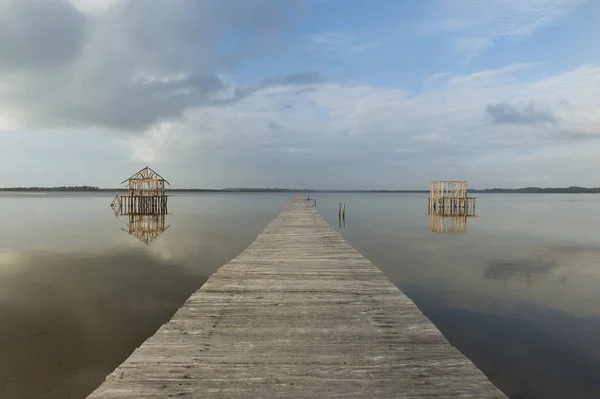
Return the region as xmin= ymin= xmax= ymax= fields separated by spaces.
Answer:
xmin=0 ymin=185 xmax=599 ymax=192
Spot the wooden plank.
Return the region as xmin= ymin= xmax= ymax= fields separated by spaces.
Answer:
xmin=88 ymin=196 xmax=505 ymax=398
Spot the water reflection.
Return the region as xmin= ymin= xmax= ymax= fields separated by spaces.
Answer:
xmin=0 ymin=192 xmax=287 ymax=399
xmin=111 ymin=200 xmax=170 ymax=244
xmin=122 ymin=214 xmax=170 ymax=244
xmin=110 ymin=195 xmax=121 ymax=217
xmin=409 ymin=291 xmax=600 ymax=399
xmin=4 ymin=192 xmax=600 ymax=399
xmin=0 ymin=250 xmax=206 ymax=399
xmin=317 ymin=193 xmax=600 ymax=398
xmin=484 ymin=259 xmax=559 ymax=282
xmin=430 ymin=214 xmax=467 ymax=234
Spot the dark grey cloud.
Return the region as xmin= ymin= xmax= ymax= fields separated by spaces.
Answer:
xmin=0 ymin=0 xmax=305 ymax=132
xmin=485 ymin=102 xmax=557 ymax=125
xmin=0 ymin=0 xmax=86 ymax=70
xmin=269 ymin=121 xmax=283 ymax=132
xmin=552 ymin=128 xmax=600 ymax=143
xmin=484 ymin=101 xmax=599 ymax=143
xmin=54 ymin=73 xmax=227 ymax=131
xmin=214 ymin=71 xmax=325 ymax=106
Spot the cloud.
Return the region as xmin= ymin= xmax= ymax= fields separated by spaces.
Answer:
xmin=307 ymin=31 xmax=381 ymax=57
xmin=428 ymin=0 xmax=587 ymax=55
xmin=484 ymin=97 xmax=599 ymax=143
xmin=2 ymin=63 xmax=600 ymax=189
xmin=0 ymin=0 xmax=86 ymax=70
xmin=0 ymin=0 xmax=304 ymax=132
xmin=448 ymin=63 xmax=536 ymax=87
xmin=128 ymin=64 xmax=600 ymax=172
xmin=212 ymin=71 xmax=325 ymax=107
xmin=413 ymin=133 xmax=447 ymax=143
xmin=485 ymin=102 xmax=557 ymax=125
xmin=0 ymin=1 xmax=599 ymax=189
xmin=453 ymin=37 xmax=494 ymax=57
xmin=396 ymin=148 xmax=422 ymax=154
xmin=68 ymin=0 xmax=121 ymax=14
xmin=265 ymin=72 xmax=325 ymax=86
xmin=286 ymin=147 xmax=313 ymax=153
xmin=435 ymin=0 xmax=586 ymax=37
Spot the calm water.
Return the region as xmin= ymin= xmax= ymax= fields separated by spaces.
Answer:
xmin=1 ymin=192 xmax=600 ymax=398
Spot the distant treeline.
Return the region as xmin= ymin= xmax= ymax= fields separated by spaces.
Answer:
xmin=471 ymin=186 xmax=600 ymax=194
xmin=0 ymin=186 xmax=108 ymax=192
xmin=1 ymin=186 xmax=599 ymax=194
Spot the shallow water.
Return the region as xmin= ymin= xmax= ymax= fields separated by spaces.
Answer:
xmin=0 ymin=192 xmax=286 ymax=399
xmin=318 ymin=193 xmax=600 ymax=399
xmin=1 ymin=192 xmax=599 ymax=398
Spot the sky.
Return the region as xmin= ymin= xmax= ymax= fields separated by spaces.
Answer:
xmin=0 ymin=0 xmax=599 ymax=189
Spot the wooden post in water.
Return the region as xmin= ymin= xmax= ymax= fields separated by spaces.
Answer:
xmin=338 ymin=202 xmax=346 ymax=221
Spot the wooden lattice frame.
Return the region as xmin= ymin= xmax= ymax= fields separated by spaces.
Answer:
xmin=121 ymin=166 xmax=170 ymax=197
xmin=430 ymin=181 xmax=468 ymax=199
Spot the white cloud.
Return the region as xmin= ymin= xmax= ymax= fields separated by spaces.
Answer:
xmin=428 ymin=0 xmax=587 ymax=55
xmin=435 ymin=0 xmax=585 ymax=36
xmin=0 ymin=1 xmax=598 ymax=188
xmin=453 ymin=37 xmax=494 ymax=58
xmin=396 ymin=148 xmax=422 ymax=153
xmin=66 ymin=0 xmax=121 ymax=15
xmin=447 ymin=63 xmax=537 ymax=87
xmin=0 ymin=0 xmax=303 ymax=132
xmin=307 ymin=31 xmax=382 ymax=57
xmin=129 ymin=64 xmax=600 ymax=175
xmin=286 ymin=147 xmax=313 ymax=153
xmin=413 ymin=133 xmax=448 ymax=143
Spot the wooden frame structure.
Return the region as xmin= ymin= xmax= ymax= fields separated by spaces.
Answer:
xmin=112 ymin=166 xmax=169 ymax=215
xmin=122 ymin=166 xmax=169 ymax=197
xmin=428 ymin=180 xmax=476 ymax=216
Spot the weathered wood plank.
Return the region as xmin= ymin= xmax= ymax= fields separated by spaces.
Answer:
xmin=88 ymin=196 xmax=506 ymax=398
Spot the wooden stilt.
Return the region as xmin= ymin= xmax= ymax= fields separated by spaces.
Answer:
xmin=428 ymin=181 xmax=476 ymax=218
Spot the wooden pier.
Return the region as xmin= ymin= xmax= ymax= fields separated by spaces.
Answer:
xmin=89 ymin=196 xmax=505 ymax=398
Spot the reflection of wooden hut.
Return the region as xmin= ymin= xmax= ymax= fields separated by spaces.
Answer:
xmin=428 ymin=180 xmax=476 ymax=216
xmin=123 ymin=213 xmax=170 ymax=244
xmin=430 ymin=214 xmax=467 ymax=234
xmin=112 ymin=166 xmax=169 ymax=215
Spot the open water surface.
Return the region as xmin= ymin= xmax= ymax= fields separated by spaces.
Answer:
xmin=1 ymin=192 xmax=599 ymax=399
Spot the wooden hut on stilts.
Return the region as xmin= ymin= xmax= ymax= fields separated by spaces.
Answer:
xmin=428 ymin=180 xmax=476 ymax=217
xmin=111 ymin=166 xmax=169 ymax=216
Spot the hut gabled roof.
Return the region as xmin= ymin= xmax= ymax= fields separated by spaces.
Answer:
xmin=121 ymin=166 xmax=170 ymax=185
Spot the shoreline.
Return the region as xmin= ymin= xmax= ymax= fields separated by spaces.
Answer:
xmin=1 ymin=188 xmax=600 ymax=194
